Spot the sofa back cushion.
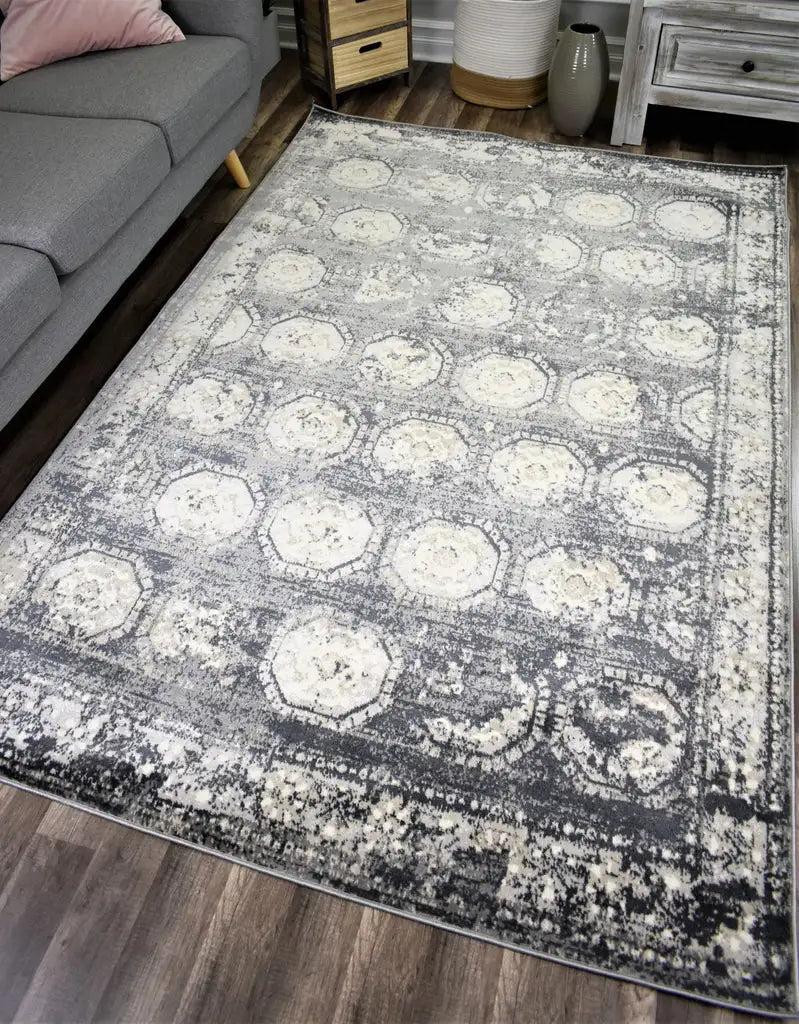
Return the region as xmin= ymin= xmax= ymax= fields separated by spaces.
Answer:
xmin=0 ymin=0 xmax=185 ymax=81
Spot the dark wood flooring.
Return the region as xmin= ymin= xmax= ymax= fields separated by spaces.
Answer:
xmin=0 ymin=54 xmax=797 ymax=1024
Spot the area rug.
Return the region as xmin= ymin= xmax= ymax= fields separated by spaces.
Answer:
xmin=0 ymin=108 xmax=794 ymax=1014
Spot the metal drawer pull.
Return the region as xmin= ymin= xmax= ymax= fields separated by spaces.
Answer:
xmin=742 ymin=60 xmax=756 ymax=72
xmin=359 ymin=40 xmax=382 ymax=52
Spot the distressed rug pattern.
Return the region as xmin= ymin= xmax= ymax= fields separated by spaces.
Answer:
xmin=0 ymin=110 xmax=793 ymax=1013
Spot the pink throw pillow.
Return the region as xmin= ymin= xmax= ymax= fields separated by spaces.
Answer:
xmin=0 ymin=0 xmax=185 ymax=81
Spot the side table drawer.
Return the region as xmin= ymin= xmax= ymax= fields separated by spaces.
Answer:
xmin=653 ymin=24 xmax=799 ymax=103
xmin=332 ymin=26 xmax=408 ymax=89
xmin=328 ymin=0 xmax=406 ymax=40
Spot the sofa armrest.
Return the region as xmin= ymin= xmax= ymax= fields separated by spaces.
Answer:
xmin=164 ymin=0 xmax=262 ymax=78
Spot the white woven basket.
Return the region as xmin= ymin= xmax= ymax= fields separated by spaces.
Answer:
xmin=453 ymin=0 xmax=561 ymax=80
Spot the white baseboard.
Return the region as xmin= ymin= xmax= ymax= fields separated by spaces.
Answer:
xmin=274 ymin=0 xmax=627 ymax=78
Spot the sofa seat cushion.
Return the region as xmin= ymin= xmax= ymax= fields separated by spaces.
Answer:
xmin=0 ymin=244 xmax=61 ymax=372
xmin=0 ymin=112 xmax=171 ymax=274
xmin=0 ymin=36 xmax=251 ymax=164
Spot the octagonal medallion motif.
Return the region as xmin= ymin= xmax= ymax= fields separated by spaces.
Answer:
xmin=35 ymin=550 xmax=144 ymax=639
xmin=359 ymin=336 xmax=445 ymax=389
xmin=263 ymin=613 xmax=394 ymax=722
xmin=391 ymin=519 xmax=500 ymax=601
xmin=608 ymin=461 xmax=707 ymax=533
xmin=678 ymin=387 xmax=715 ymax=443
xmin=481 ymin=182 xmax=551 ymax=217
xmin=523 ymin=548 xmax=629 ymax=620
xmin=260 ymin=316 xmax=346 ymax=366
xmin=373 ymin=419 xmax=467 ymax=476
xmin=440 ymin=282 xmax=516 ymax=328
xmin=564 ymin=190 xmax=634 ymax=228
xmin=355 ymin=265 xmax=426 ymax=305
xmin=599 ymin=246 xmax=676 ymax=287
xmin=532 ymin=234 xmax=584 ymax=273
xmin=414 ymin=170 xmax=472 ymax=202
xmin=567 ymin=371 xmax=641 ymax=425
xmin=489 ymin=439 xmax=585 ymax=505
xmin=265 ymin=396 xmax=358 ymax=457
xmin=330 ymin=157 xmax=393 ymax=189
xmin=638 ymin=314 xmax=716 ymax=363
xmin=155 ymin=470 xmax=256 ymax=542
xmin=460 ymin=354 xmax=548 ymax=410
xmin=266 ymin=492 xmax=374 ymax=573
xmin=166 ymin=376 xmax=254 ymax=436
xmin=210 ymin=304 xmax=252 ymax=349
xmin=555 ymin=677 xmax=686 ymax=798
xmin=655 ymin=200 xmax=726 ymax=241
xmin=332 ymin=208 xmax=404 ymax=245
xmin=256 ymin=250 xmax=326 ymax=293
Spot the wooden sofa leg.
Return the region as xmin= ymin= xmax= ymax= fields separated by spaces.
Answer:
xmin=224 ymin=150 xmax=250 ymax=189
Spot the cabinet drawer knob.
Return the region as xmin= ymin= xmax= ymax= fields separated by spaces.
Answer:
xmin=742 ymin=60 xmax=755 ymax=73
xmin=359 ymin=40 xmax=382 ymax=53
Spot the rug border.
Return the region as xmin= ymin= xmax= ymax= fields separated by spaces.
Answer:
xmin=309 ymin=102 xmax=791 ymax=174
xmin=0 ymin=105 xmax=796 ymax=1019
xmin=1 ymin=772 xmax=795 ymax=1021
xmin=785 ymin=154 xmax=798 ymax=1020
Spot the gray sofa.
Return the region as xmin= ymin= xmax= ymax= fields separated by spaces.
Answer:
xmin=0 ymin=0 xmax=266 ymax=431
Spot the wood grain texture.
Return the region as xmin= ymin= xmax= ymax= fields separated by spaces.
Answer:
xmin=254 ymin=886 xmax=365 ymax=1024
xmin=303 ymin=0 xmax=323 ymax=33
xmin=609 ymin=0 xmax=646 ymax=146
xmin=390 ymin=61 xmax=450 ymax=125
xmin=614 ymin=5 xmax=664 ymax=147
xmin=648 ymin=83 xmax=799 ymax=124
xmin=0 ymin=834 xmax=94 ymax=1022
xmin=307 ymin=34 xmax=327 ymax=81
xmin=332 ymin=909 xmax=437 ymax=1024
xmin=91 ymin=843 xmax=232 ymax=1024
xmin=295 ymin=0 xmax=410 ymax=108
xmin=0 ymin=54 xmax=796 ymax=1024
xmin=611 ymin=0 xmax=799 ymax=145
xmin=653 ymin=24 xmax=799 ymax=103
xmin=347 ymin=63 xmax=426 ymax=119
xmin=647 ymin=3 xmax=799 ymax=31
xmin=12 ymin=827 xmax=166 ymax=1023
xmin=404 ymin=924 xmax=504 ymax=1024
xmin=0 ymin=786 xmax=49 ymax=894
xmin=451 ymin=63 xmax=548 ymax=110
xmin=328 ymin=0 xmax=405 ymax=41
xmin=332 ymin=26 xmax=408 ymax=91
xmin=173 ymin=868 xmax=297 ymax=1024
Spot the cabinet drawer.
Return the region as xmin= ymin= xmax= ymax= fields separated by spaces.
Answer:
xmin=653 ymin=24 xmax=799 ymax=103
xmin=332 ymin=27 xmax=408 ymax=89
xmin=328 ymin=0 xmax=406 ymax=40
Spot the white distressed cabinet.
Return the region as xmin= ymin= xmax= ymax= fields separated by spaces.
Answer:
xmin=611 ymin=0 xmax=799 ymax=146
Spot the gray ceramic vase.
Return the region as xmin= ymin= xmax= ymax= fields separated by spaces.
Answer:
xmin=547 ymin=23 xmax=609 ymax=137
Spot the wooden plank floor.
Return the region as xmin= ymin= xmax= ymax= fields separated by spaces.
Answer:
xmin=0 ymin=54 xmax=797 ymax=1024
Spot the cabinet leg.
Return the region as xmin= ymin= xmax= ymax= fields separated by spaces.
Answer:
xmin=611 ymin=8 xmax=660 ymax=146
xmin=611 ymin=111 xmax=646 ymax=147
xmin=610 ymin=2 xmax=660 ymax=146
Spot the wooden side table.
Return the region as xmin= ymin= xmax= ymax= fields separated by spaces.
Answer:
xmin=611 ymin=0 xmax=799 ymax=146
xmin=293 ymin=0 xmax=412 ymax=109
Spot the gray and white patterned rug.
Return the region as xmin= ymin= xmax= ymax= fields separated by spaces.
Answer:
xmin=0 ymin=109 xmax=794 ymax=1014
